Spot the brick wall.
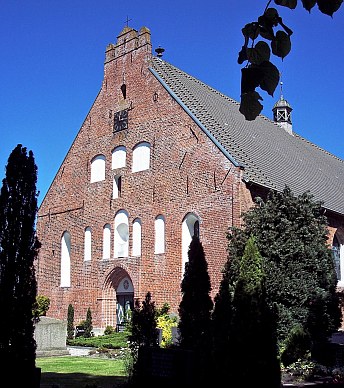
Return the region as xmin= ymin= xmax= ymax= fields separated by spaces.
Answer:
xmin=36 ymin=26 xmax=252 ymax=329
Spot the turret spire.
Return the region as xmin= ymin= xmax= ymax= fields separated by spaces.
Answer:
xmin=272 ymin=76 xmax=293 ymax=135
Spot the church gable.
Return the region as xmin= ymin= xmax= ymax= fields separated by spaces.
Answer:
xmin=36 ymin=25 xmax=344 ymax=332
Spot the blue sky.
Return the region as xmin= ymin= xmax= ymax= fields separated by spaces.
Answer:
xmin=1 ymin=1 xmax=343 ymax=207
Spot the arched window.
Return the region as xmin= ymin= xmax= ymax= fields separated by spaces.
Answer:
xmin=84 ymin=227 xmax=92 ymax=262
xmin=114 ymin=210 xmax=129 ymax=258
xmin=182 ymin=213 xmax=200 ymax=274
xmin=155 ymin=215 xmax=165 ymax=254
xmin=112 ymin=146 xmax=126 ymax=169
xmin=333 ymin=233 xmax=344 ymax=286
xmin=103 ymin=224 xmax=111 ymax=260
xmin=113 ymin=175 xmax=122 ymax=199
xmin=61 ymin=231 xmax=71 ymax=287
xmin=132 ymin=218 xmax=142 ymax=256
xmin=90 ymin=154 xmax=106 ymax=183
xmin=132 ymin=142 xmax=150 ymax=172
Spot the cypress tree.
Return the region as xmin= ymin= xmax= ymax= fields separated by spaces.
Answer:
xmin=84 ymin=307 xmax=93 ymax=338
xmin=178 ymin=235 xmax=213 ymax=384
xmin=67 ymin=304 xmax=75 ymax=340
xmin=0 ymin=144 xmax=41 ymax=384
xmin=231 ymin=236 xmax=280 ymax=387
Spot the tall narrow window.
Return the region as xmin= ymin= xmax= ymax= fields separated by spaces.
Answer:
xmin=113 ymin=175 xmax=122 ymax=199
xmin=84 ymin=227 xmax=92 ymax=262
xmin=90 ymin=154 xmax=106 ymax=183
xmin=61 ymin=231 xmax=71 ymax=287
xmin=182 ymin=213 xmax=200 ymax=274
xmin=132 ymin=218 xmax=142 ymax=256
xmin=155 ymin=215 xmax=165 ymax=254
xmin=132 ymin=142 xmax=150 ymax=172
xmin=112 ymin=146 xmax=126 ymax=169
xmin=103 ymin=224 xmax=111 ymax=260
xmin=114 ymin=210 xmax=129 ymax=258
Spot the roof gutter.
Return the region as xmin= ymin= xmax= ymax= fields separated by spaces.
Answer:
xmin=149 ymin=67 xmax=243 ymax=168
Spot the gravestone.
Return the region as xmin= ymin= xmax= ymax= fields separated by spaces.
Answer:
xmin=34 ymin=316 xmax=69 ymax=357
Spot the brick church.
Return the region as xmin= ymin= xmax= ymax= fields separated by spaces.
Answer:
xmin=36 ymin=25 xmax=344 ymax=334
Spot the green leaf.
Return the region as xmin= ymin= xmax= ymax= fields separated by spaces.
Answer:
xmin=247 ymin=41 xmax=271 ymax=65
xmin=257 ymin=61 xmax=280 ymax=96
xmin=264 ymin=8 xmax=280 ymax=26
xmin=241 ymin=67 xmax=264 ymax=93
xmin=301 ymin=0 xmax=317 ymax=12
xmin=274 ymin=0 xmax=298 ymax=8
xmin=242 ymin=22 xmax=260 ymax=40
xmin=316 ymin=0 xmax=343 ymax=17
xmin=239 ymin=91 xmax=263 ymax=121
xmin=271 ymin=31 xmax=291 ymax=59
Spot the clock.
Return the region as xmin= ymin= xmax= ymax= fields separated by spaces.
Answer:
xmin=114 ymin=109 xmax=128 ymax=132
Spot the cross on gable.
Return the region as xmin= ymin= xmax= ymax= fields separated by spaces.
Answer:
xmin=125 ymin=16 xmax=132 ymax=27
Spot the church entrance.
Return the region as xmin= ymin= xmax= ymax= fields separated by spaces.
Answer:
xmin=115 ymin=277 xmax=134 ymax=332
xmin=101 ymin=268 xmax=134 ymax=331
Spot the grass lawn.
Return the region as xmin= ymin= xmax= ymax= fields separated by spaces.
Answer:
xmin=37 ymin=356 xmax=130 ymax=388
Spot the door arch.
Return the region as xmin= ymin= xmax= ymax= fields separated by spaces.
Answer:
xmin=101 ymin=267 xmax=134 ymax=331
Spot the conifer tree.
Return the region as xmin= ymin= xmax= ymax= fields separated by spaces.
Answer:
xmin=178 ymin=235 xmax=213 ymax=384
xmin=84 ymin=307 xmax=93 ymax=338
xmin=67 ymin=304 xmax=75 ymax=340
xmin=226 ymin=186 xmax=342 ymax=356
xmin=0 ymin=144 xmax=41 ymax=385
xmin=231 ymin=236 xmax=281 ymax=387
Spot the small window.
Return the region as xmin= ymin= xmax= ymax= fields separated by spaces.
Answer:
xmin=132 ymin=218 xmax=142 ymax=256
xmin=155 ymin=215 xmax=165 ymax=254
xmin=91 ymin=154 xmax=106 ymax=183
xmin=103 ymin=224 xmax=111 ymax=260
xmin=132 ymin=142 xmax=150 ymax=172
xmin=61 ymin=231 xmax=71 ymax=287
xmin=182 ymin=213 xmax=200 ymax=274
xmin=113 ymin=175 xmax=122 ymax=199
xmin=84 ymin=227 xmax=92 ymax=262
xmin=112 ymin=146 xmax=126 ymax=169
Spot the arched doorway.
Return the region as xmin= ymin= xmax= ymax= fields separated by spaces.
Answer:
xmin=102 ymin=268 xmax=134 ymax=331
xmin=116 ymin=277 xmax=134 ymax=332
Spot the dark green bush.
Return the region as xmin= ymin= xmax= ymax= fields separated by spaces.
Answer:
xmin=67 ymin=331 xmax=129 ymax=349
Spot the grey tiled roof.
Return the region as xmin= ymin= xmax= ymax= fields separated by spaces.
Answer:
xmin=150 ymin=57 xmax=344 ymax=215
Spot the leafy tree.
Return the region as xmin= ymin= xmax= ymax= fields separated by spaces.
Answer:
xmin=230 ymin=236 xmax=281 ymax=387
xmin=0 ymin=144 xmax=41 ymax=385
xmin=156 ymin=303 xmax=178 ymax=348
xmin=67 ymin=304 xmax=75 ymax=340
xmin=84 ymin=307 xmax=93 ymax=338
xmin=178 ymin=235 xmax=213 ymax=384
xmin=33 ymin=294 xmax=50 ymax=319
xmin=239 ymin=0 xmax=343 ymax=120
xmin=226 ymin=186 xmax=342 ymax=356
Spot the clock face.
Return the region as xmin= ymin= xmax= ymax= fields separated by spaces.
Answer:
xmin=114 ymin=110 xmax=128 ymax=132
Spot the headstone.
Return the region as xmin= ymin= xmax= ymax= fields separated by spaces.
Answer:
xmin=34 ymin=316 xmax=69 ymax=357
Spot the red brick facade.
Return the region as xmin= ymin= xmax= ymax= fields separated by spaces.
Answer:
xmin=36 ymin=26 xmax=344 ymax=332
xmin=36 ymin=26 xmax=255 ymax=331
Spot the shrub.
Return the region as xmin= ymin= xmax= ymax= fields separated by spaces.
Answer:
xmin=33 ymin=295 xmax=50 ymax=319
xmin=104 ymin=325 xmax=115 ymax=335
